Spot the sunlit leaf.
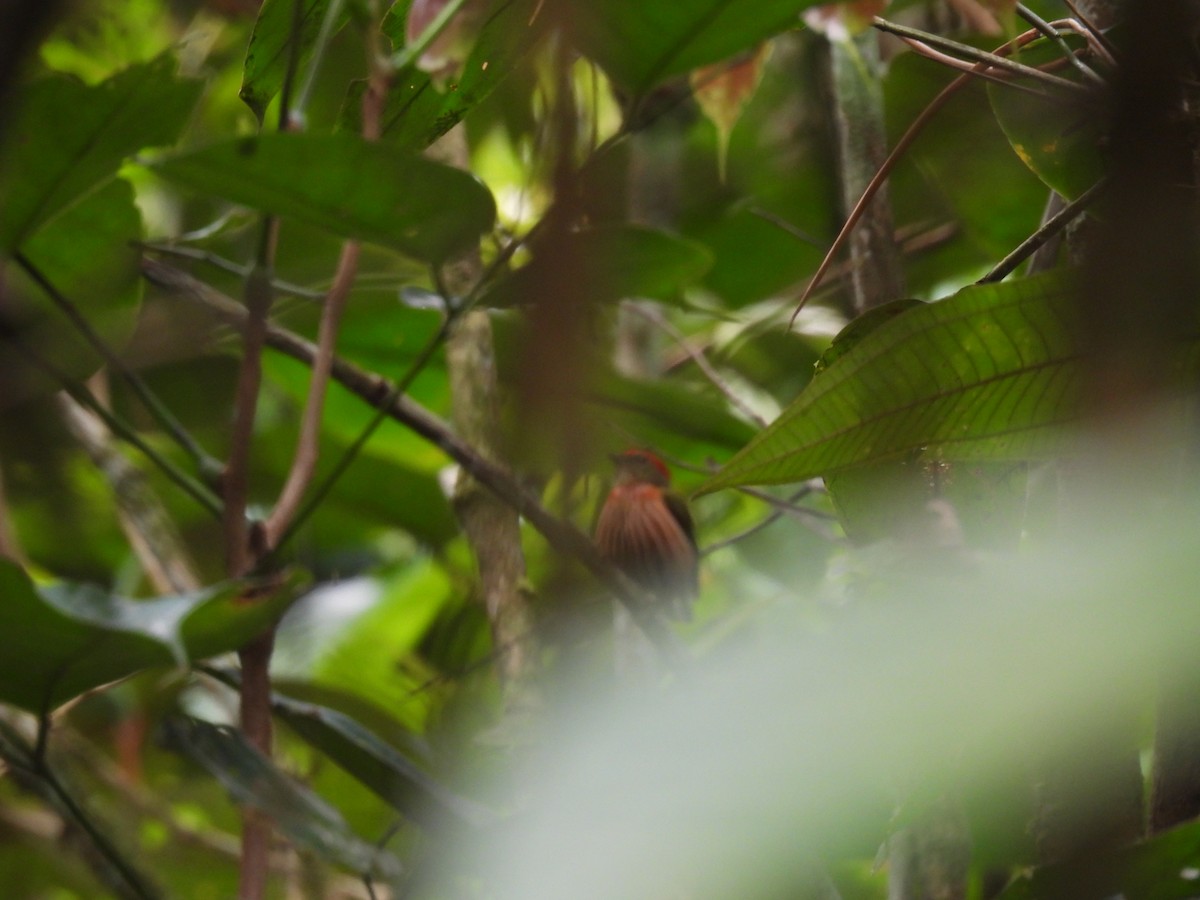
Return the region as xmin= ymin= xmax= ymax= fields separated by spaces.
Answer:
xmin=150 ymin=133 xmax=496 ymax=261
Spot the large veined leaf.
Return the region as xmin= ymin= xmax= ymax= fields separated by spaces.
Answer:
xmin=0 ymin=560 xmax=306 ymax=713
xmin=564 ymin=0 xmax=826 ymax=96
xmin=150 ymin=132 xmax=496 ymax=261
xmin=241 ymin=0 xmax=351 ymax=122
xmin=163 ymin=716 xmax=402 ymax=879
xmin=701 ymin=273 xmax=1088 ymax=493
xmin=0 ymin=54 xmax=203 ymax=251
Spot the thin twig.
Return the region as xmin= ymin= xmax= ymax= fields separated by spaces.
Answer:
xmin=14 ymin=252 xmax=221 ymax=479
xmin=139 ymin=243 xmax=325 ymax=299
xmin=977 ymin=177 xmax=1108 ymax=283
xmin=1015 ymin=3 xmax=1104 ymax=85
xmin=626 ymin=303 xmax=768 ymax=428
xmin=263 ymin=240 xmax=361 ymax=548
xmin=872 ymin=17 xmax=1091 ymax=95
xmin=0 ymin=331 xmax=222 ymax=516
xmin=1061 ymin=0 xmax=1119 ymax=61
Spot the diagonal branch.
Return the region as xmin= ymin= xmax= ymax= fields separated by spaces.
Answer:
xmin=143 ymin=258 xmax=688 ymax=666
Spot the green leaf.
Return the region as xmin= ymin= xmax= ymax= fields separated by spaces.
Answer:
xmin=988 ymin=40 xmax=1106 ymax=200
xmin=354 ymin=0 xmax=544 ymax=150
xmin=566 ymin=0 xmax=820 ymax=95
xmin=272 ymin=689 xmax=495 ymax=827
xmin=0 ymin=560 xmax=305 ymax=713
xmin=700 ymin=272 xmax=1085 ymax=493
xmin=9 ymin=179 xmax=144 ymax=385
xmin=0 ymin=54 xmax=203 ymax=251
xmin=996 ymin=817 xmax=1200 ymax=900
xmin=479 ymin=225 xmax=714 ymax=308
xmin=163 ymin=715 xmax=402 ymax=878
xmin=150 ymin=133 xmax=496 ymax=261
xmin=241 ymin=0 xmax=351 ymax=122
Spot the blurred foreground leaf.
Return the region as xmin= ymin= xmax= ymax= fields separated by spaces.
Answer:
xmin=0 ymin=561 xmax=306 ymax=713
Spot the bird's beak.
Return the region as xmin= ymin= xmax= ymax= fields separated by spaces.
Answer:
xmin=607 ymin=453 xmax=622 ymax=467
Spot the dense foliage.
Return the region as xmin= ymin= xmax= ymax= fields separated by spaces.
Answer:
xmin=2 ymin=1 xmax=1198 ymax=898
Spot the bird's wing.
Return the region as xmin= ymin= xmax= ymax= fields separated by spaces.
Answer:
xmin=663 ymin=491 xmax=697 ymax=550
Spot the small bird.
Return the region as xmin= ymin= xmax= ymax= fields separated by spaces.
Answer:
xmin=593 ymin=449 xmax=698 ymax=619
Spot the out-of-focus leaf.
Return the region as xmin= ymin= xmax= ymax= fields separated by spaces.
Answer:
xmin=163 ymin=716 xmax=402 ymax=879
xmin=884 ymin=53 xmax=1045 ymax=259
xmin=987 ymin=38 xmax=1106 ymax=200
xmin=0 ymin=560 xmax=305 ymax=713
xmin=6 ymin=179 xmax=143 ymax=389
xmin=351 ymin=0 xmax=543 ymax=149
xmin=478 ymin=225 xmax=713 ymax=308
xmin=241 ymin=0 xmax=351 ymax=122
xmin=996 ymin=818 xmax=1200 ymax=900
xmin=0 ymin=55 xmax=202 ymax=251
xmin=565 ymin=0 xmax=820 ymax=95
xmin=701 ymin=273 xmax=1087 ymax=493
xmin=277 ymin=691 xmax=495 ymax=827
xmin=150 ymin=133 xmax=496 ymax=261
xmin=205 ymin=666 xmax=492 ymax=827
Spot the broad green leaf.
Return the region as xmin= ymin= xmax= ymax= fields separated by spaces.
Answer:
xmin=241 ymin=0 xmax=351 ymax=122
xmin=0 ymin=55 xmax=203 ymax=251
xmin=0 ymin=560 xmax=305 ymax=712
xmin=150 ymin=133 xmax=496 ymax=261
xmin=701 ymin=273 xmax=1085 ymax=493
xmin=565 ymin=0 xmax=821 ymax=96
xmin=349 ymin=0 xmax=543 ymax=150
xmin=163 ymin=715 xmax=402 ymax=878
xmin=478 ymin=225 xmax=714 ymax=308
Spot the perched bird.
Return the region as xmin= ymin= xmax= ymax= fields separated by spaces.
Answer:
xmin=593 ymin=449 xmax=698 ymax=619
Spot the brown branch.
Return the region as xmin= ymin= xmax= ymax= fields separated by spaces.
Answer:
xmin=142 ymin=258 xmax=688 ymax=666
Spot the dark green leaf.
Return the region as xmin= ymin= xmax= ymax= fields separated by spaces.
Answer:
xmin=0 ymin=55 xmax=203 ymax=251
xmin=0 ymin=560 xmax=305 ymax=712
xmin=163 ymin=715 xmax=402 ymax=878
xmin=565 ymin=0 xmax=821 ymax=95
xmin=987 ymin=40 xmax=1106 ymax=200
xmin=274 ymin=690 xmax=495 ymax=828
xmin=353 ymin=0 xmax=544 ymax=149
xmin=479 ymin=225 xmax=713 ymax=308
xmin=150 ymin=133 xmax=496 ymax=261
xmin=241 ymin=0 xmax=351 ymax=122
xmin=701 ymin=273 xmax=1085 ymax=493
xmin=9 ymin=179 xmax=144 ymax=386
